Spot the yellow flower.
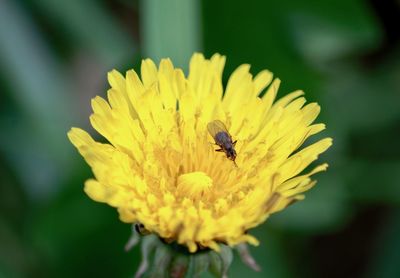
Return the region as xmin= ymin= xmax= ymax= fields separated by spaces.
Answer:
xmin=68 ymin=53 xmax=332 ymax=253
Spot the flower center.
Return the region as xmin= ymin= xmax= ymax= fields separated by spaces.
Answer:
xmin=177 ymin=171 xmax=213 ymax=199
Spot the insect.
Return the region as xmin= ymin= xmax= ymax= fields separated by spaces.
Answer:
xmin=207 ymin=120 xmax=237 ymax=166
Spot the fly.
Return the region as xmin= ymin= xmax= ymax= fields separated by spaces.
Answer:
xmin=207 ymin=120 xmax=237 ymax=166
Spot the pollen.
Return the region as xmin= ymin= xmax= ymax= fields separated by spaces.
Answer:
xmin=177 ymin=172 xmax=213 ymax=199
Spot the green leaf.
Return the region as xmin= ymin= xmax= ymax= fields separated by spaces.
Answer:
xmin=140 ymin=0 xmax=201 ymax=70
xmin=136 ymin=235 xmax=160 ymax=278
xmin=207 ymin=245 xmax=233 ymax=278
xmin=31 ymin=0 xmax=136 ymax=66
xmin=169 ymin=254 xmax=189 ymax=278
xmin=187 ymin=252 xmax=209 ymax=278
xmin=149 ymin=244 xmax=173 ymax=278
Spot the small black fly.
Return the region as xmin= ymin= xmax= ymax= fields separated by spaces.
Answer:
xmin=207 ymin=120 xmax=237 ymax=166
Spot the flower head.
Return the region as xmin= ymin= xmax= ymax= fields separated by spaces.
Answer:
xmin=68 ymin=53 xmax=332 ymax=253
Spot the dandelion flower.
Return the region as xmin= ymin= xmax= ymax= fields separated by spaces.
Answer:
xmin=68 ymin=53 xmax=332 ymax=255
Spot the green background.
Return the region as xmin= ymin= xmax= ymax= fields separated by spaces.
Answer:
xmin=1 ymin=0 xmax=399 ymax=277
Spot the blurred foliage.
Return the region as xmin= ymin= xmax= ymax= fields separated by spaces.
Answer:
xmin=0 ymin=0 xmax=399 ymax=277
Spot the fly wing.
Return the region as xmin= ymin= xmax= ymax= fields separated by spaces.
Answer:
xmin=207 ymin=120 xmax=229 ymax=138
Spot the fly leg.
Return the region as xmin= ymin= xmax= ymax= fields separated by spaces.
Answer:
xmin=207 ymin=142 xmax=220 ymax=146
